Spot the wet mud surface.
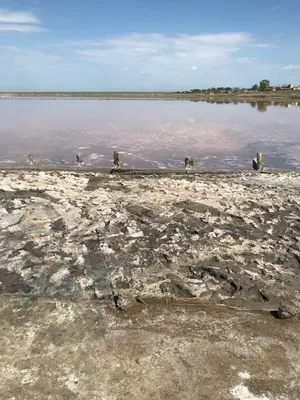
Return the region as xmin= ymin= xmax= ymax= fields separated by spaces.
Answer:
xmin=1 ymin=168 xmax=300 ymax=399
xmin=0 ymin=169 xmax=300 ymax=315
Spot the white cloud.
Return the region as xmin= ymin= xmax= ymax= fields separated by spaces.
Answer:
xmin=0 ymin=10 xmax=40 ymax=24
xmin=0 ymin=46 xmax=66 ymax=71
xmin=0 ymin=10 xmax=44 ymax=33
xmin=74 ymin=32 xmax=254 ymax=73
xmin=189 ymin=65 xmax=198 ymax=70
xmin=254 ymin=43 xmax=273 ymax=48
xmin=0 ymin=24 xmax=45 ymax=32
xmin=283 ymin=64 xmax=300 ymax=70
xmin=52 ymin=39 xmax=104 ymax=48
xmin=236 ymin=57 xmax=259 ymax=64
xmin=0 ymin=45 xmax=19 ymax=50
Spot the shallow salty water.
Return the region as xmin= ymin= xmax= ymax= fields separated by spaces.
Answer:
xmin=0 ymin=99 xmax=299 ymax=169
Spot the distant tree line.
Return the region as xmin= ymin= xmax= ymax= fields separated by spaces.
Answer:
xmin=180 ymin=87 xmax=243 ymax=94
xmin=176 ymin=79 xmax=293 ymax=94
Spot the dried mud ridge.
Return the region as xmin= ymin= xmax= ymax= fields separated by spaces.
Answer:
xmin=1 ymin=169 xmax=300 ymax=318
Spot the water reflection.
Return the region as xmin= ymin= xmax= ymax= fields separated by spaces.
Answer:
xmin=1 ymin=96 xmax=300 ymax=112
xmin=191 ymin=98 xmax=300 ymax=112
xmin=0 ymin=99 xmax=299 ymax=169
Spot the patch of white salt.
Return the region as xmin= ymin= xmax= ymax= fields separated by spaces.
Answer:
xmin=231 ymin=382 xmax=287 ymax=400
xmin=238 ymin=371 xmax=251 ymax=380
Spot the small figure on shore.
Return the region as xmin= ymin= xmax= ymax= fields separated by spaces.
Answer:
xmin=28 ymin=154 xmax=35 ymax=165
xmin=184 ymin=156 xmax=194 ymax=174
xmin=113 ymin=151 xmax=121 ymax=168
xmin=252 ymin=152 xmax=264 ymax=172
xmin=76 ymin=153 xmax=83 ymax=166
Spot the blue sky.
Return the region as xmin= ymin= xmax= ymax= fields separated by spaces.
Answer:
xmin=0 ymin=0 xmax=299 ymax=91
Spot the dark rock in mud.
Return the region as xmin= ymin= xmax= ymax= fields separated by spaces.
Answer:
xmin=272 ymin=305 xmax=298 ymax=320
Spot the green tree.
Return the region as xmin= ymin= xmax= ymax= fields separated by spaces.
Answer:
xmin=252 ymin=84 xmax=258 ymax=91
xmin=259 ymin=79 xmax=270 ymax=91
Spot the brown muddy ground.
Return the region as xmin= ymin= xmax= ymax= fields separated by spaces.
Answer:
xmin=1 ymin=168 xmax=300 ymax=399
xmin=1 ymin=297 xmax=300 ymax=400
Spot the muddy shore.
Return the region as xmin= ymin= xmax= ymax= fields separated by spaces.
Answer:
xmin=1 ymin=167 xmax=300 ymax=399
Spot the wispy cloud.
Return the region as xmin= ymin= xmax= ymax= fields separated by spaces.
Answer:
xmin=0 ymin=23 xmax=45 ymax=32
xmin=0 ymin=9 xmax=45 ymax=32
xmin=74 ymin=32 xmax=254 ymax=72
xmin=236 ymin=57 xmax=259 ymax=64
xmin=254 ymin=43 xmax=274 ymax=48
xmin=270 ymin=5 xmax=282 ymax=10
xmin=0 ymin=46 xmax=67 ymax=71
xmin=0 ymin=10 xmax=40 ymax=24
xmin=283 ymin=64 xmax=300 ymax=70
xmin=189 ymin=65 xmax=198 ymax=70
xmin=0 ymin=45 xmax=19 ymax=50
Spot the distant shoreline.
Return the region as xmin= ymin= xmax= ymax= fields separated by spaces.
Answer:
xmin=1 ymin=91 xmax=300 ymax=102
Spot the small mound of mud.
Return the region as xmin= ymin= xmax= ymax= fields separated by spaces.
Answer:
xmin=175 ymin=200 xmax=220 ymax=215
xmin=160 ymin=280 xmax=194 ymax=298
xmin=0 ymin=269 xmax=31 ymax=294
xmin=125 ymin=204 xmax=154 ymax=218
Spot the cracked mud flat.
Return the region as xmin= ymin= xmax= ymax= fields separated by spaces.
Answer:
xmin=1 ymin=169 xmax=300 ymax=399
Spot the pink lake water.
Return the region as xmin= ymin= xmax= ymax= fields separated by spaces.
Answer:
xmin=0 ymin=99 xmax=299 ymax=169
